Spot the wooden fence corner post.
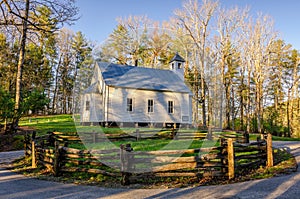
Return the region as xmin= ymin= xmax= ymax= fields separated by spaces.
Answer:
xmin=120 ymin=144 xmax=132 ymax=185
xmin=31 ymin=140 xmax=37 ymax=168
xmin=266 ymin=133 xmax=273 ymax=167
xmin=120 ymin=144 xmax=128 ymax=185
xmin=227 ymin=138 xmax=235 ymax=180
xmin=53 ymin=141 xmax=61 ymax=177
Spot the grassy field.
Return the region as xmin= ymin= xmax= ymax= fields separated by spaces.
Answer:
xmin=19 ymin=115 xmax=76 ymax=134
xmin=20 ymin=114 xmax=148 ymax=135
xmin=19 ymin=114 xmax=216 ymax=151
xmin=19 ymin=114 xmax=300 ymax=143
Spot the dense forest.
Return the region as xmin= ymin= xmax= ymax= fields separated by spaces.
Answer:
xmin=0 ymin=0 xmax=299 ymax=137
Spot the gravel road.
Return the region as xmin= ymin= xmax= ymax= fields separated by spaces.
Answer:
xmin=0 ymin=141 xmax=299 ymax=199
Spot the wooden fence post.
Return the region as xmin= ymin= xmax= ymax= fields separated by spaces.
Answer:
xmin=31 ymin=140 xmax=37 ymax=168
xmin=120 ymin=144 xmax=133 ymax=185
xmin=266 ymin=133 xmax=273 ymax=167
xmin=136 ymin=129 xmax=140 ymax=141
xmin=31 ymin=131 xmax=36 ymax=140
xmin=207 ymin=127 xmax=212 ymax=140
xmin=172 ymin=126 xmax=177 ymax=140
xmin=47 ymin=131 xmax=55 ymax=147
xmin=220 ymin=138 xmax=227 ymax=174
xmin=53 ymin=141 xmax=61 ymax=176
xmin=120 ymin=144 xmax=128 ymax=185
xmin=227 ymin=138 xmax=235 ymax=179
xmin=92 ymin=131 xmax=96 ymax=143
xmin=242 ymin=132 xmax=249 ymax=143
xmin=24 ymin=133 xmax=30 ymax=158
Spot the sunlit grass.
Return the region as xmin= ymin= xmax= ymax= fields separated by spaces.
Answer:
xmin=78 ymin=139 xmax=219 ymax=152
xmin=19 ymin=114 xmax=300 ymax=143
xmin=19 ymin=114 xmax=76 ymax=134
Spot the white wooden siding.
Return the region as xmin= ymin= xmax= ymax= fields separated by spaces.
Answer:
xmin=107 ymin=87 xmax=192 ymax=124
xmin=81 ymin=93 xmax=103 ymax=122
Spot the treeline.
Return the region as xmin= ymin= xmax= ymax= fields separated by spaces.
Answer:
xmin=0 ymin=29 xmax=93 ymax=113
xmin=0 ymin=0 xmax=299 ymax=137
xmin=97 ymin=0 xmax=300 ymax=137
xmin=0 ymin=0 xmax=93 ymax=131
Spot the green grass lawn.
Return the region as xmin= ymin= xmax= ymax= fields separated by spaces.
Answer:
xmin=19 ymin=114 xmax=222 ymax=151
xmin=19 ymin=114 xmax=300 ymax=144
xmin=79 ymin=139 xmax=219 ymax=152
xmin=19 ymin=114 xmax=76 ymax=134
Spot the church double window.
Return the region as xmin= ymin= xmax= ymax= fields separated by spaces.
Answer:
xmin=148 ymin=99 xmax=154 ymax=113
xmin=127 ymin=98 xmax=133 ymax=112
xmin=168 ymin=101 xmax=174 ymax=114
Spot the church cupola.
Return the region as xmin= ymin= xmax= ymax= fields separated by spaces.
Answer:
xmin=169 ymin=52 xmax=185 ymax=80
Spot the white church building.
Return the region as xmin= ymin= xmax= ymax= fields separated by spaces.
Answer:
xmin=81 ymin=53 xmax=192 ymax=127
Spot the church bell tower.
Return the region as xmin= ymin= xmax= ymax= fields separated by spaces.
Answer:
xmin=169 ymin=52 xmax=185 ymax=80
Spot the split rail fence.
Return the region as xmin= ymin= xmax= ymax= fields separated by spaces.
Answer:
xmin=24 ymin=131 xmax=273 ymax=185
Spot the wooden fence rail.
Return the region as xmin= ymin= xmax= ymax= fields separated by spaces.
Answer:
xmin=44 ymin=129 xmax=249 ymax=144
xmin=24 ymin=131 xmax=273 ymax=185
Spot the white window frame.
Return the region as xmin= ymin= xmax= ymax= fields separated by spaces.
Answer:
xmin=147 ymin=99 xmax=154 ymax=113
xmin=168 ymin=100 xmax=174 ymax=114
xmin=127 ymin=98 xmax=133 ymax=112
xmin=85 ymin=101 xmax=90 ymax=111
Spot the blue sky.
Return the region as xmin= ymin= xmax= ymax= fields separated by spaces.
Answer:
xmin=68 ymin=0 xmax=300 ymax=50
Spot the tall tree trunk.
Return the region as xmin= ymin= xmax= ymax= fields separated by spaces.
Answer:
xmin=52 ymin=53 xmax=63 ymax=114
xmin=201 ymin=31 xmax=207 ymax=127
xmin=256 ymin=83 xmax=262 ymax=134
xmin=240 ymin=91 xmax=244 ymax=130
xmin=193 ymin=66 xmax=199 ymax=124
xmin=290 ymin=96 xmax=294 ymax=137
xmin=246 ymin=65 xmax=251 ymax=134
xmin=288 ymin=62 xmax=299 ymax=137
xmin=201 ymin=79 xmax=206 ymax=127
xmin=225 ymin=83 xmax=231 ymax=129
xmin=287 ymin=89 xmax=291 ymax=137
xmin=13 ymin=0 xmax=30 ymax=128
xmin=231 ymin=86 xmax=235 ymax=130
xmin=219 ymin=86 xmax=224 ymax=129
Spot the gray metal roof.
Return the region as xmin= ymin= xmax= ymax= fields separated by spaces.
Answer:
xmin=169 ymin=53 xmax=185 ymax=63
xmin=97 ymin=62 xmax=191 ymax=93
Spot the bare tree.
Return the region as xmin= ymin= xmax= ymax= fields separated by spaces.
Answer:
xmin=243 ymin=14 xmax=277 ymax=134
xmin=174 ymin=0 xmax=219 ymax=126
xmin=1 ymin=0 xmax=30 ymax=128
xmin=214 ymin=6 xmax=249 ymax=130
xmin=101 ymin=15 xmax=151 ymax=66
xmin=145 ymin=21 xmax=173 ymax=68
xmin=285 ymin=50 xmax=300 ymax=137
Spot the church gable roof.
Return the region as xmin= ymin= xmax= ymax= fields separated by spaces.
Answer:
xmin=97 ymin=62 xmax=191 ymax=93
xmin=84 ymin=82 xmax=99 ymax=94
xmin=169 ymin=53 xmax=185 ymax=63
